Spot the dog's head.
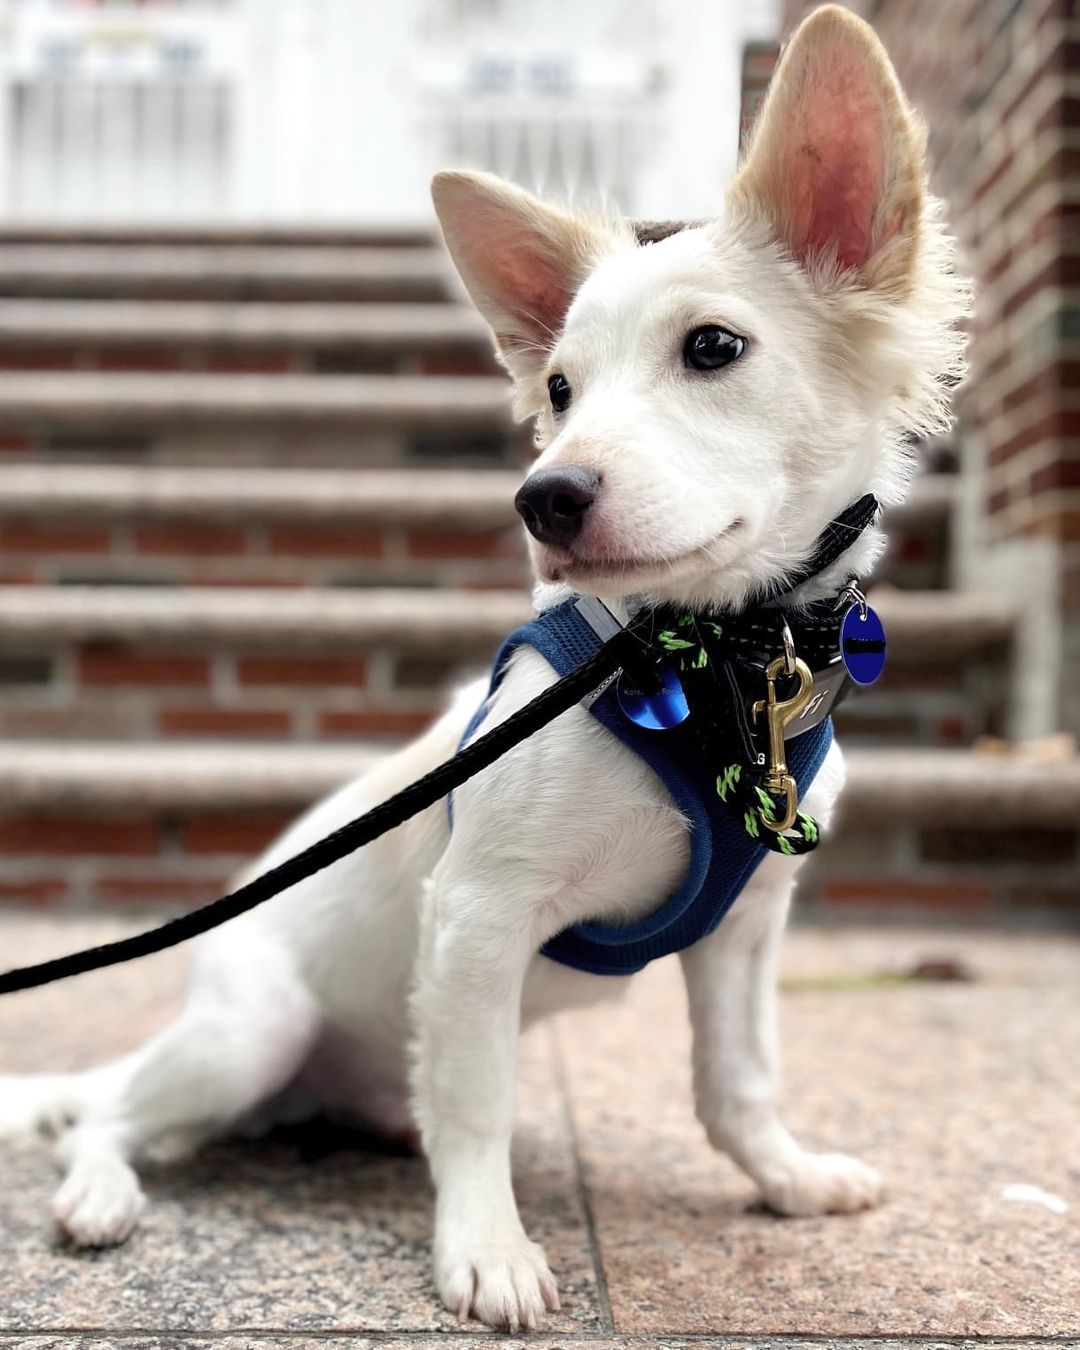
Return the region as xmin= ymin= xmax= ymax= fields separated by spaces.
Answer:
xmin=432 ymin=5 xmax=968 ymax=610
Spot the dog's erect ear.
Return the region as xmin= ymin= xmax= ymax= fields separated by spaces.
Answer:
xmin=431 ymin=170 xmax=622 ymax=381
xmin=730 ymin=5 xmax=925 ymax=299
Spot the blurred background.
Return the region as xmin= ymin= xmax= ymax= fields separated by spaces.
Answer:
xmin=0 ymin=0 xmax=1075 ymax=928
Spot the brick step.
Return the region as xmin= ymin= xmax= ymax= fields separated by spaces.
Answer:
xmin=0 ymin=743 xmax=1074 ymax=920
xmin=0 ymin=584 xmax=1014 ymax=746
xmin=0 ymin=244 xmax=453 ymax=302
xmin=0 ymin=370 xmax=517 ymax=467
xmin=0 ymin=299 xmax=492 ymax=375
xmin=0 ymin=464 xmax=951 ymax=591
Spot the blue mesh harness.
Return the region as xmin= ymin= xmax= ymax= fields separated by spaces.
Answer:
xmin=454 ymin=598 xmax=833 ymax=977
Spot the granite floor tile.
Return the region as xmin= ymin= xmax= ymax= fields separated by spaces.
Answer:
xmin=0 ymin=913 xmax=604 ymax=1336
xmin=5 ymin=1340 xmax=1078 ymax=1350
xmin=554 ymin=926 xmax=1080 ymax=1338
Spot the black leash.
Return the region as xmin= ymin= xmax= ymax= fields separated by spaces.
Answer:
xmin=0 ymin=494 xmax=880 ymax=999
xmin=0 ymin=633 xmax=640 ymax=996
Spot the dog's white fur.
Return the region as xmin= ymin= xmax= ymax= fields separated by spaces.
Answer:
xmin=0 ymin=8 xmax=967 ymax=1332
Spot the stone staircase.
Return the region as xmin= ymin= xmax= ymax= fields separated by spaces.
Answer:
xmin=0 ymin=226 xmax=1076 ymax=924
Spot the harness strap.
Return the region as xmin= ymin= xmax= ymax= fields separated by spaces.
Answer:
xmin=462 ymin=600 xmax=833 ymax=977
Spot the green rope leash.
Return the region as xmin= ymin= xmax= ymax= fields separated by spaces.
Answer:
xmin=658 ymin=612 xmax=822 ymax=857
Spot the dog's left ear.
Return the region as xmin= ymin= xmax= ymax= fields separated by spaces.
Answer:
xmin=730 ymin=4 xmax=925 ymax=300
xmin=431 ymin=170 xmax=623 ymax=384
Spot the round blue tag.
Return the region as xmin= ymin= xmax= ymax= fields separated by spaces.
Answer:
xmin=617 ymin=665 xmax=690 ymax=730
xmin=841 ymin=603 xmax=887 ymax=685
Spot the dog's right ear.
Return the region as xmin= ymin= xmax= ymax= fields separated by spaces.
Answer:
xmin=431 ymin=170 xmax=622 ymax=383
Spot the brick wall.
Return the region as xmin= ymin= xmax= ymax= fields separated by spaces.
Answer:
xmin=0 ymin=516 xmax=526 ymax=589
xmin=779 ymin=0 xmax=1080 ymax=734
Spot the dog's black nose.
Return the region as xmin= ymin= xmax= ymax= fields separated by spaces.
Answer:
xmin=514 ymin=467 xmax=600 ymax=548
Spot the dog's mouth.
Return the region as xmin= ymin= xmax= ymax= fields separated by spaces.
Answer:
xmin=537 ymin=522 xmax=744 ymax=587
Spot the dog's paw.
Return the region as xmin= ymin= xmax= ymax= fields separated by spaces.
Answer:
xmin=436 ymin=1236 xmax=560 ymax=1330
xmin=759 ymin=1151 xmax=884 ymax=1217
xmin=53 ymin=1160 xmax=145 ymax=1248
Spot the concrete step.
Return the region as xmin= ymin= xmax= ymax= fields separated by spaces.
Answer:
xmin=0 ymin=742 xmax=1069 ymax=820
xmin=0 ymin=370 xmax=510 ymax=429
xmin=0 ymin=244 xmax=454 ymax=303
xmin=0 ymin=743 xmax=1074 ymax=920
xmin=0 ymin=299 xmax=492 ymax=374
xmin=0 ymin=463 xmax=951 ymax=591
xmin=0 ymin=583 xmax=1013 ymax=746
xmin=0 ymin=462 xmax=951 ymax=528
xmin=0 ymin=299 xmax=488 ymax=350
xmin=0 ymin=583 xmax=1010 ymax=654
xmin=0 ymin=370 xmax=519 ymax=468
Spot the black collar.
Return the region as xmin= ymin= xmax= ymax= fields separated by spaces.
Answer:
xmin=618 ymin=493 xmax=881 ymax=751
xmin=763 ymin=492 xmax=880 ymax=600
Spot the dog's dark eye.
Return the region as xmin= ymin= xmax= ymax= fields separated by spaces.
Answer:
xmin=547 ymin=373 xmax=572 ymax=413
xmin=684 ymin=326 xmax=746 ymax=371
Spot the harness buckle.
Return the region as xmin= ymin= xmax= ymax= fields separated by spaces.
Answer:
xmin=751 ymin=655 xmax=816 ymax=832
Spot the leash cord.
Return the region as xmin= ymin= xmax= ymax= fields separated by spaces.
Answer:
xmin=0 ymin=636 xmax=634 ymax=997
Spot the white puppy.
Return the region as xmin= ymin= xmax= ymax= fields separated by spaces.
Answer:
xmin=1 ymin=6 xmax=966 ymax=1332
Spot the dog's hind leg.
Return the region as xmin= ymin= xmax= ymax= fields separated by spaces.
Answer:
xmin=680 ymin=864 xmax=884 ymax=1217
xmin=3 ymin=930 xmax=321 ymax=1248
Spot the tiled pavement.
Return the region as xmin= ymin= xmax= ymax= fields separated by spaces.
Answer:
xmin=1 ymin=913 xmax=1077 ymax=1348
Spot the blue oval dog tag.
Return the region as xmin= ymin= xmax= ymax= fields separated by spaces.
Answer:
xmin=841 ymin=603 xmax=887 ymax=686
xmin=617 ymin=665 xmax=690 ymax=730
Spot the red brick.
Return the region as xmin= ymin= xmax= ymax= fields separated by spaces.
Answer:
xmin=0 ymin=433 xmax=28 ymax=452
xmin=985 ymin=486 xmax=1011 ymax=516
xmin=97 ymin=349 xmax=185 ymax=372
xmin=0 ymin=349 xmax=79 ymax=370
xmin=405 ymin=528 xmax=513 ymax=560
xmin=971 ymin=149 xmax=1013 ymax=207
xmin=79 ymin=647 xmax=210 ymax=687
xmin=134 ymin=523 xmax=248 ymax=556
xmin=1000 ymin=365 xmax=1065 ymax=415
xmin=94 ymin=874 xmax=229 ymax=905
xmin=267 ymin=527 xmax=384 ymax=558
xmin=935 ymin=715 xmax=969 ymax=746
xmin=237 ymin=656 xmax=368 ymax=686
xmin=0 ymin=815 xmax=159 ymax=856
xmin=394 ymin=653 xmax=461 ymax=690
xmin=320 ymin=708 xmax=437 ymax=738
xmin=988 ymin=409 xmax=1080 ymax=467
xmin=822 ymin=878 xmax=993 ymax=912
xmin=180 ymin=811 xmax=294 ymax=855
xmin=0 ymin=523 xmax=112 ymax=553
xmin=0 ymin=876 xmax=69 ymax=905
xmin=159 ymin=707 xmax=293 ymax=736
xmin=1017 ymin=506 xmax=1080 ymax=541
xmin=1030 ymin=459 xmax=1080 ymax=494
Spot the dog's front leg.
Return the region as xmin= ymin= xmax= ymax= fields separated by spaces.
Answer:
xmin=680 ymin=864 xmax=883 ymax=1216
xmin=412 ymin=868 xmax=559 ymax=1330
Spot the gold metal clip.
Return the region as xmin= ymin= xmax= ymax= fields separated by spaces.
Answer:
xmin=750 ymin=656 xmax=815 ymax=832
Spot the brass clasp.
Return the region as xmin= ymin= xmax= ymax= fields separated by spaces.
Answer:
xmin=750 ymin=656 xmax=815 ymax=832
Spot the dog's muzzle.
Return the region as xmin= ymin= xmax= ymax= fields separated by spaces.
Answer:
xmin=514 ymin=466 xmax=599 ymax=548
